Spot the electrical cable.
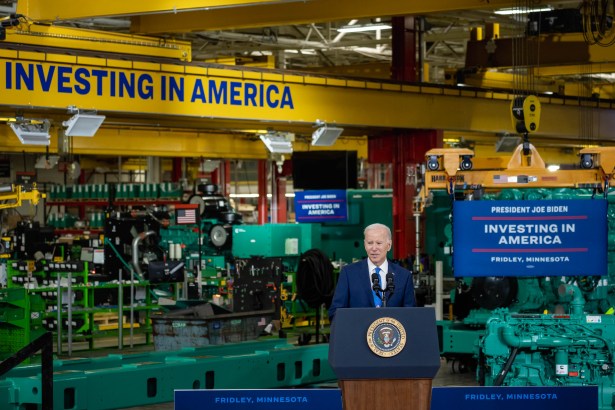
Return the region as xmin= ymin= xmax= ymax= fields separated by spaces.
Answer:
xmin=494 ymin=346 xmax=519 ymax=386
xmin=295 ymin=248 xmax=335 ymax=309
xmin=583 ymin=0 xmax=615 ymax=47
xmin=103 ymin=236 xmax=169 ymax=305
xmin=103 ymin=236 xmax=144 ymax=282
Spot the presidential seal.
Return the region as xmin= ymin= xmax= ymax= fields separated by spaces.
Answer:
xmin=366 ymin=317 xmax=407 ymax=357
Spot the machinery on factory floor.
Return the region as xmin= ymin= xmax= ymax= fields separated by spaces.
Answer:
xmin=479 ymin=308 xmax=615 ymax=408
xmin=0 ymin=338 xmax=335 ymax=410
xmin=419 ymin=144 xmax=615 ymax=408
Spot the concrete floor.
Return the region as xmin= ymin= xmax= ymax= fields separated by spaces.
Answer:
xmin=118 ymin=357 xmax=478 ymax=410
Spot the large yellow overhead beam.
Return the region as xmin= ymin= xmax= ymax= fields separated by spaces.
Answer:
xmin=16 ymin=0 xmax=295 ymax=21
xmin=4 ymin=24 xmax=191 ymax=61
xmin=466 ymin=33 xmax=615 ymax=68
xmin=1 ymin=47 xmax=615 ymax=148
xmin=534 ymin=63 xmax=615 ymax=77
xmin=0 ymin=125 xmax=368 ymax=158
xmin=18 ymin=0 xmax=563 ymax=32
xmin=450 ymin=70 xmax=615 ymax=99
xmin=130 ymin=0 xmax=563 ymax=33
xmin=68 ymin=129 xmax=368 ymax=158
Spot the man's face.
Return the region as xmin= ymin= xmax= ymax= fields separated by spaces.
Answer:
xmin=364 ymin=227 xmax=391 ymax=266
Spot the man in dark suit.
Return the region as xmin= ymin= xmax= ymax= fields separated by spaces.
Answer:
xmin=328 ymin=223 xmax=416 ymax=320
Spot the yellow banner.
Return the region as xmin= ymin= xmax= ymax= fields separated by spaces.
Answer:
xmin=2 ymin=59 xmax=297 ymax=118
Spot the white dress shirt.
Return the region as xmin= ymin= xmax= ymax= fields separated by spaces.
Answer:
xmin=367 ymin=260 xmax=389 ymax=288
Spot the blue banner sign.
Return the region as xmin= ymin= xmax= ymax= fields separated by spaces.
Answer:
xmin=294 ymin=190 xmax=348 ymax=223
xmin=175 ymin=389 xmax=342 ymax=410
xmin=452 ymin=200 xmax=607 ymax=277
xmin=431 ymin=386 xmax=598 ymax=410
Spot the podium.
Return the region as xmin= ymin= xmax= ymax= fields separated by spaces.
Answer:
xmin=328 ymin=307 xmax=440 ymax=410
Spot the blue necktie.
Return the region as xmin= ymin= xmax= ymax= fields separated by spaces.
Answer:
xmin=373 ymin=267 xmax=381 ymax=307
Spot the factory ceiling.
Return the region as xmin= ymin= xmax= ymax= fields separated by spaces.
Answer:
xmin=5 ymin=1 xmax=587 ymax=75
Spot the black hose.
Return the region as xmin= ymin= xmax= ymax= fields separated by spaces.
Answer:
xmin=478 ymin=348 xmax=486 ymax=386
xmin=494 ymin=346 xmax=519 ymax=386
xmin=296 ymin=248 xmax=335 ymax=309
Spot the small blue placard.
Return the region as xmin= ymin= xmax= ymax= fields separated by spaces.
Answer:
xmin=175 ymin=389 xmax=342 ymax=410
xmin=452 ymin=199 xmax=607 ymax=277
xmin=294 ymin=190 xmax=348 ymax=223
xmin=431 ymin=386 xmax=598 ymax=410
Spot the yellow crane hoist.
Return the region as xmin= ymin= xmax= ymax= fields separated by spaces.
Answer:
xmin=0 ymin=183 xmax=45 ymax=210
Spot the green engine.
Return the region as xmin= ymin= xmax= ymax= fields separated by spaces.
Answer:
xmin=430 ymin=188 xmax=615 ymax=368
xmin=480 ymin=306 xmax=615 ymax=409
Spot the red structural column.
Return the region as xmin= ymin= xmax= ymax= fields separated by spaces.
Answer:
xmin=391 ymin=16 xmax=418 ymax=82
xmin=171 ymin=157 xmax=182 ymax=182
xmin=257 ymin=159 xmax=268 ymax=224
xmin=212 ymin=160 xmax=231 ymax=196
xmin=223 ymin=160 xmax=231 ymax=197
xmin=369 ymin=131 xmax=442 ymax=260
xmin=211 ymin=168 xmax=219 ymax=186
xmin=276 ymin=176 xmax=287 ymax=223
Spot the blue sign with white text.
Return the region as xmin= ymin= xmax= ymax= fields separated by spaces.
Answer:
xmin=431 ymin=386 xmax=598 ymax=410
xmin=452 ymin=199 xmax=607 ymax=277
xmin=175 ymin=389 xmax=343 ymax=410
xmin=294 ymin=190 xmax=348 ymax=223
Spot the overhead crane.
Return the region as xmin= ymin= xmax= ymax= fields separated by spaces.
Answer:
xmin=0 ymin=2 xmax=613 ymax=158
xmin=0 ymin=43 xmax=614 ymax=157
xmin=16 ymin=0 xmax=567 ymax=32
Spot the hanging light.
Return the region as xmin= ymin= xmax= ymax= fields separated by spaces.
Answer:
xmin=63 ymin=106 xmax=105 ymax=137
xmin=9 ymin=119 xmax=51 ymax=145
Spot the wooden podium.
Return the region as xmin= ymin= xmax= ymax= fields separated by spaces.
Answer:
xmin=328 ymin=308 xmax=440 ymax=410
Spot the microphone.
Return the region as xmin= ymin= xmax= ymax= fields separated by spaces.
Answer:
xmin=385 ymin=272 xmax=395 ymax=294
xmin=371 ymin=272 xmax=382 ymax=292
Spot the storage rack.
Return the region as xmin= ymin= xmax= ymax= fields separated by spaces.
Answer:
xmin=5 ymin=260 xmax=158 ymax=355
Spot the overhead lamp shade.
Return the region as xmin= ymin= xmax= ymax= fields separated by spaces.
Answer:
xmin=337 ymin=23 xmax=392 ymax=33
xmin=259 ymin=134 xmax=293 ymax=154
xmin=9 ymin=122 xmax=51 ymax=146
xmin=495 ymin=135 xmax=522 ymax=152
xmin=63 ymin=113 xmax=105 ymax=137
xmin=494 ymin=7 xmax=552 ymax=15
xmin=312 ymin=125 xmax=343 ymax=146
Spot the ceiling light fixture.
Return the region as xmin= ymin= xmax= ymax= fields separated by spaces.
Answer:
xmin=9 ymin=119 xmax=51 ymax=145
xmin=63 ymin=106 xmax=105 ymax=137
xmin=495 ymin=134 xmax=522 ymax=152
xmin=259 ymin=132 xmax=293 ymax=154
xmin=547 ymin=164 xmax=560 ymax=172
xmin=494 ymin=7 xmax=553 ymax=15
xmin=337 ymin=23 xmax=392 ymax=33
xmin=312 ymin=120 xmax=344 ymax=146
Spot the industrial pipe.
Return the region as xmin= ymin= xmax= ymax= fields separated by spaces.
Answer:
xmin=413 ymin=195 xmax=421 ymax=273
xmin=131 ymin=230 xmax=157 ymax=278
xmin=501 ymin=325 xmax=573 ymax=348
xmin=435 ymin=260 xmax=443 ymax=321
xmin=558 ymin=284 xmax=585 ymax=315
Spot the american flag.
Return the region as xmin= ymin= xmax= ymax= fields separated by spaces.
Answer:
xmin=176 ymin=208 xmax=197 ymax=224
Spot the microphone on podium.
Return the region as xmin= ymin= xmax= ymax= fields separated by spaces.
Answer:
xmin=385 ymin=272 xmax=395 ymax=294
xmin=371 ymin=272 xmax=382 ymax=292
xmin=371 ymin=272 xmax=383 ymax=307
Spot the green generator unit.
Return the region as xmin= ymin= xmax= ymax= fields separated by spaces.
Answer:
xmin=232 ymin=223 xmax=321 ymax=259
xmin=318 ymin=189 xmax=393 ymax=263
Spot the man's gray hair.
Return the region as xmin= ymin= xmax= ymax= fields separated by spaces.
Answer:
xmin=364 ymin=223 xmax=392 ymax=241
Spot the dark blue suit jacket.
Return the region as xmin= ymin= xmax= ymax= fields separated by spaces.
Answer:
xmin=328 ymin=259 xmax=416 ymax=320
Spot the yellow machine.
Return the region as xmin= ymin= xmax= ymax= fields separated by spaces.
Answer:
xmin=418 ymin=142 xmax=615 ymax=371
xmin=0 ymin=183 xmax=45 ymax=210
xmin=419 ymin=145 xmax=615 ymax=205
